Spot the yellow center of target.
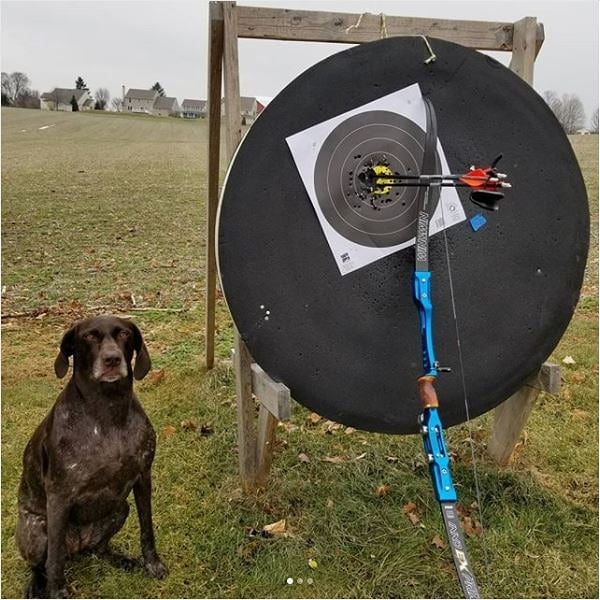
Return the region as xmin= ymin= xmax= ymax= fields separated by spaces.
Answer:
xmin=372 ymin=164 xmax=394 ymax=195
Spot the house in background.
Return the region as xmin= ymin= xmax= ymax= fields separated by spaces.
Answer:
xmin=122 ymin=87 xmax=182 ymax=117
xmin=123 ymin=88 xmax=158 ymax=114
xmin=220 ymin=96 xmax=270 ymax=124
xmin=255 ymin=96 xmax=273 ymax=116
xmin=240 ymin=96 xmax=257 ymax=124
xmin=40 ymin=88 xmax=94 ymax=111
xmin=153 ymin=96 xmax=181 ymax=117
xmin=181 ymin=99 xmax=206 ymax=118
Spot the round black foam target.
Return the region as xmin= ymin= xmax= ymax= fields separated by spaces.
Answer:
xmin=217 ymin=36 xmax=589 ymax=434
xmin=313 ymin=110 xmax=440 ymax=247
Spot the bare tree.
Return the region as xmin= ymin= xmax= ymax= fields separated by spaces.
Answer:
xmin=11 ymin=72 xmax=30 ymax=103
xmin=111 ymin=97 xmax=122 ymax=111
xmin=1 ymin=71 xmax=30 ymax=104
xmin=94 ymin=87 xmax=110 ymax=110
xmin=1 ymin=72 xmax=11 ymax=100
xmin=543 ymin=90 xmax=586 ymax=134
xmin=590 ymin=108 xmax=599 ymax=134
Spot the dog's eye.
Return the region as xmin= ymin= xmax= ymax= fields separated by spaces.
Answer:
xmin=83 ymin=333 xmax=98 ymax=342
xmin=117 ymin=330 xmax=130 ymax=339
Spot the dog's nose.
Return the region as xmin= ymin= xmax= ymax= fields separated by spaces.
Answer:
xmin=103 ymin=353 xmax=122 ymax=368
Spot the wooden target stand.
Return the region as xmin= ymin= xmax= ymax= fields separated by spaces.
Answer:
xmin=204 ymin=1 xmax=560 ymax=491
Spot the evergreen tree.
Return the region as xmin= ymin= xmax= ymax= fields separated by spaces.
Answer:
xmin=70 ymin=95 xmax=79 ymax=111
xmin=151 ymin=82 xmax=165 ymax=97
xmin=75 ymin=76 xmax=89 ymax=91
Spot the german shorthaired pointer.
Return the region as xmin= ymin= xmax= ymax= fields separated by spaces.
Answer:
xmin=16 ymin=315 xmax=168 ymax=598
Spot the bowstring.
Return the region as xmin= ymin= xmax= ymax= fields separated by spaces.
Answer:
xmin=438 ymin=193 xmax=490 ymax=575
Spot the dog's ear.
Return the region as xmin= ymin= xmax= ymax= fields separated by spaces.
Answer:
xmin=54 ymin=323 xmax=78 ymax=378
xmin=130 ymin=321 xmax=151 ymax=380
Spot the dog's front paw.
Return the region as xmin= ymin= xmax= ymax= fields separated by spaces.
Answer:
xmin=144 ymin=557 xmax=168 ymax=579
xmin=49 ymin=587 xmax=70 ymax=598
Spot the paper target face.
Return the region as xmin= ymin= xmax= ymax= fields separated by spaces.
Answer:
xmin=314 ymin=110 xmax=440 ymax=248
xmin=286 ymin=83 xmax=464 ymax=275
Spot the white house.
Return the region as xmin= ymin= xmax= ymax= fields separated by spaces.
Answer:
xmin=153 ymin=96 xmax=181 ymax=117
xmin=40 ymin=88 xmax=94 ymax=111
xmin=181 ymin=99 xmax=206 ymax=118
xmin=123 ymin=88 xmax=159 ymax=114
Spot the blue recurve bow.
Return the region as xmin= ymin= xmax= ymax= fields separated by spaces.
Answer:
xmin=355 ymin=95 xmax=510 ymax=597
xmin=413 ymin=98 xmax=482 ymax=599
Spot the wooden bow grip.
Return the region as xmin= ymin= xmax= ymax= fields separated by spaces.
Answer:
xmin=418 ymin=375 xmax=439 ymax=409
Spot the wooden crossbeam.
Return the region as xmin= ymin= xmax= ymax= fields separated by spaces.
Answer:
xmin=236 ymin=6 xmax=544 ymax=51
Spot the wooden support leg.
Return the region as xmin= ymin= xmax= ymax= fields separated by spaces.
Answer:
xmin=488 ymin=362 xmax=560 ymax=466
xmin=232 ymin=338 xmax=292 ymax=491
xmin=256 ymin=406 xmax=279 ymax=488
xmin=233 ymin=329 xmax=258 ymax=491
xmin=204 ymin=1 xmax=224 ymax=370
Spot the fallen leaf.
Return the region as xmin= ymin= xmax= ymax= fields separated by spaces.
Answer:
xmin=278 ymin=422 xmax=299 ymax=433
xmin=322 ymin=420 xmax=343 ymax=433
xmin=375 ymin=484 xmax=391 ymax=497
xmin=345 ymin=426 xmax=357 ymax=435
xmin=570 ymin=409 xmax=589 ymax=419
xmin=298 ymin=452 xmax=310 ymax=463
xmin=162 ymin=425 xmax=177 ymax=438
xmin=354 ymin=452 xmax=367 ymax=460
xmin=326 ymin=498 xmax=334 ymax=509
xmin=323 ymin=455 xmax=346 ymax=464
xmin=571 ymin=372 xmax=586 ymax=384
xmin=461 ymin=515 xmax=483 ymax=537
xmin=562 ymin=355 xmax=576 ymax=365
xmin=308 ymin=412 xmax=321 ymax=424
xmin=149 ymin=369 xmax=166 ymax=384
xmin=431 ymin=534 xmax=447 ymax=550
xmin=180 ymin=419 xmax=197 ymax=431
xmin=263 ymin=519 xmax=287 ymax=537
xmin=308 ymin=558 xmax=318 ymax=570
xmin=402 ymin=501 xmax=421 ymax=526
xmin=407 ymin=512 xmax=421 ymax=526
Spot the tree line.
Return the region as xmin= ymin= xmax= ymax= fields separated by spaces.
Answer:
xmin=4 ymin=70 xmax=596 ymax=133
xmin=2 ymin=72 xmax=168 ymax=112
xmin=543 ymin=91 xmax=598 ymax=134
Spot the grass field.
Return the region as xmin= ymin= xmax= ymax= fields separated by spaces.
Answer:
xmin=1 ymin=107 xmax=598 ymax=599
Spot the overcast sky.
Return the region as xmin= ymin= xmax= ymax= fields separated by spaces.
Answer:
xmin=1 ymin=0 xmax=598 ymax=120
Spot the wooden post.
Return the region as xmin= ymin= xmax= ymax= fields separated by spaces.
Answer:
xmin=488 ymin=363 xmax=560 ymax=466
xmin=485 ymin=15 xmax=551 ymax=467
xmin=222 ymin=1 xmax=242 ymax=159
xmin=204 ymin=1 xmax=224 ymax=370
xmin=231 ymin=346 xmax=292 ymax=491
xmin=233 ymin=329 xmax=258 ymax=491
xmin=509 ymin=17 xmax=538 ymax=84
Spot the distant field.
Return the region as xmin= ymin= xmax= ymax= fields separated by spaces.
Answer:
xmin=1 ymin=107 xmax=598 ymax=598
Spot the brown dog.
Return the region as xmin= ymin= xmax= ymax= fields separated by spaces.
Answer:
xmin=16 ymin=315 xmax=168 ymax=598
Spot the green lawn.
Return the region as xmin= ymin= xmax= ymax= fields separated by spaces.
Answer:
xmin=1 ymin=107 xmax=598 ymax=598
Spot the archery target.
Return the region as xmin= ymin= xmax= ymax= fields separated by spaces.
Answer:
xmin=217 ymin=36 xmax=589 ymax=434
